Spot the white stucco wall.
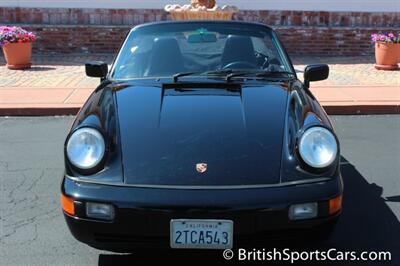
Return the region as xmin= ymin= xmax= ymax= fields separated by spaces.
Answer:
xmin=0 ymin=0 xmax=399 ymax=12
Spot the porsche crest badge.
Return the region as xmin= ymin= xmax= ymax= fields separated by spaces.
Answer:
xmin=196 ymin=163 xmax=208 ymax=173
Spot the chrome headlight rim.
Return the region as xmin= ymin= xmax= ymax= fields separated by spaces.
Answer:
xmin=66 ymin=127 xmax=106 ymax=171
xmin=298 ymin=126 xmax=338 ymax=169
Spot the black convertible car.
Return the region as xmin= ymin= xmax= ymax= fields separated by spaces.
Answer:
xmin=61 ymin=21 xmax=343 ymax=252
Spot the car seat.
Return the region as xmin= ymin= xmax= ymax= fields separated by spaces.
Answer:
xmin=145 ymin=37 xmax=185 ymax=77
xmin=221 ymin=35 xmax=257 ymax=68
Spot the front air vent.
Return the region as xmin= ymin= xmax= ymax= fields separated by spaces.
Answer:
xmin=162 ymin=82 xmax=241 ymax=90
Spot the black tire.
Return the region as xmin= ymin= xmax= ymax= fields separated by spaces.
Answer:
xmin=312 ymin=218 xmax=339 ymax=243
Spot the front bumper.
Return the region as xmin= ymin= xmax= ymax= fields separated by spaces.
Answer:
xmin=61 ymin=176 xmax=343 ymax=252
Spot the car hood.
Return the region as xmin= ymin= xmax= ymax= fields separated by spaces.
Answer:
xmin=116 ymin=82 xmax=289 ymax=187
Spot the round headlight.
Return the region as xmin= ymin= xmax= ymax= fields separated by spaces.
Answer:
xmin=66 ymin=128 xmax=105 ymax=170
xmin=299 ymin=127 xmax=338 ymax=168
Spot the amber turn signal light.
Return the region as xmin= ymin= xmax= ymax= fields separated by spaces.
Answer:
xmin=329 ymin=195 xmax=342 ymax=215
xmin=61 ymin=194 xmax=75 ymax=216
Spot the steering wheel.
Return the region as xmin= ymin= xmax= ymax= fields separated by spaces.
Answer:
xmin=222 ymin=61 xmax=260 ymax=70
xmin=254 ymin=51 xmax=270 ymax=69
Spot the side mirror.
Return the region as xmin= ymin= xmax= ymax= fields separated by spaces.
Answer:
xmin=304 ymin=64 xmax=329 ymax=89
xmin=85 ymin=61 xmax=108 ymax=78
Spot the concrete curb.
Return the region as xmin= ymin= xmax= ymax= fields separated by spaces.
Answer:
xmin=0 ymin=104 xmax=398 ymax=116
xmin=323 ymin=105 xmax=400 ymax=115
xmin=0 ymin=85 xmax=398 ymax=116
xmin=0 ymin=107 xmax=80 ymax=116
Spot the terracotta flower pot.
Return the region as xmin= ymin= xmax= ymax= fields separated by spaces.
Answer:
xmin=170 ymin=10 xmax=234 ymax=20
xmin=2 ymin=42 xmax=32 ymax=70
xmin=374 ymin=42 xmax=400 ymax=70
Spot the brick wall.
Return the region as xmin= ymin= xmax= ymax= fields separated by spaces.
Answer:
xmin=1 ymin=7 xmax=399 ymax=55
xmin=21 ymin=25 xmax=385 ymax=56
xmin=22 ymin=25 xmax=129 ymax=53
xmin=2 ymin=7 xmax=399 ymax=27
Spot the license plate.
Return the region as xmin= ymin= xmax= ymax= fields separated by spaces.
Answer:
xmin=170 ymin=219 xmax=233 ymax=249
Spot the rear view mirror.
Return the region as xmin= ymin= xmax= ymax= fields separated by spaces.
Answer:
xmin=304 ymin=64 xmax=329 ymax=89
xmin=85 ymin=61 xmax=108 ymax=78
xmin=188 ymin=32 xmax=217 ymax=43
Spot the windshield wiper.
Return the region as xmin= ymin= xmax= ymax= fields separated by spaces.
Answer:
xmin=173 ymin=69 xmax=237 ymax=82
xmin=172 ymin=69 xmax=293 ymax=82
xmin=226 ymin=70 xmax=295 ymax=82
xmin=173 ymin=72 xmax=198 ymax=83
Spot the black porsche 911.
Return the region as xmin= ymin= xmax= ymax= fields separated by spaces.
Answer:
xmin=61 ymin=21 xmax=343 ymax=252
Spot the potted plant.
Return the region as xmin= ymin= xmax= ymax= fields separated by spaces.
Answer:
xmin=371 ymin=32 xmax=400 ymax=70
xmin=0 ymin=26 xmax=36 ymax=70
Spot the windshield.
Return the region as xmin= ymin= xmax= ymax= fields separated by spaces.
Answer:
xmin=111 ymin=22 xmax=293 ymax=80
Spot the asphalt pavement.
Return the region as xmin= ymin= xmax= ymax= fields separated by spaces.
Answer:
xmin=0 ymin=115 xmax=399 ymax=266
